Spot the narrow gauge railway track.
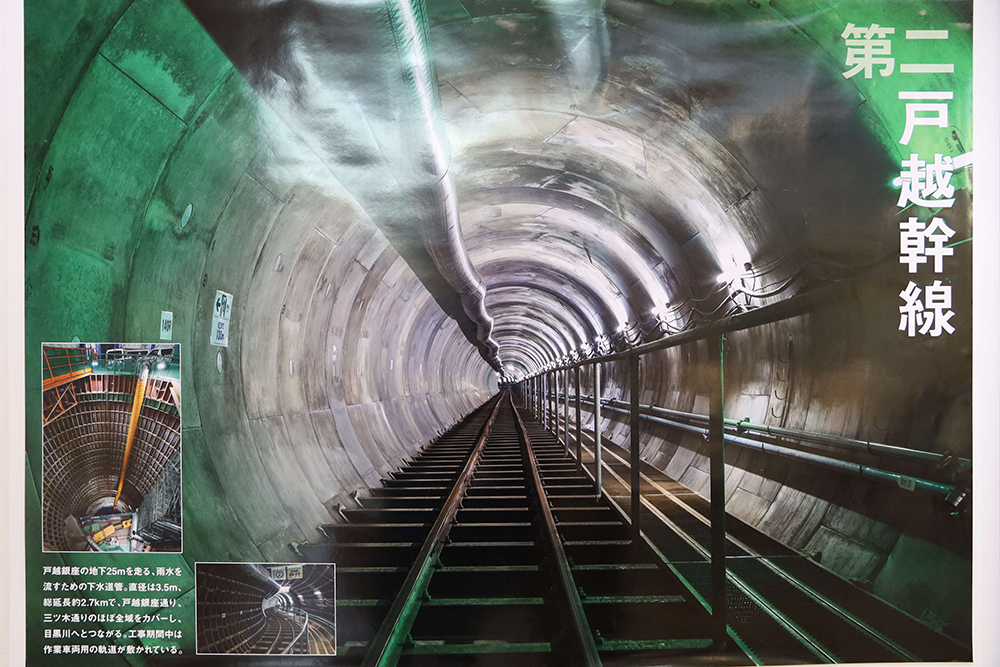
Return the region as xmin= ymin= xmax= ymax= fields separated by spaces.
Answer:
xmin=248 ymin=608 xmax=307 ymax=654
xmin=297 ymin=392 xmax=748 ymax=665
xmin=307 ymin=616 xmax=339 ymax=654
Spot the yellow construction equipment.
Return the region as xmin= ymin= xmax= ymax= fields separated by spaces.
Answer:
xmin=113 ymin=364 xmax=149 ymax=508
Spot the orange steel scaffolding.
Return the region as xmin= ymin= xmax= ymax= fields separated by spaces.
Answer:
xmin=42 ymin=347 xmax=94 ymax=391
xmin=42 ymin=382 xmax=78 ymax=426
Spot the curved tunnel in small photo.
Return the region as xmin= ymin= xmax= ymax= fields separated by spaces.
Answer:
xmin=196 ymin=563 xmax=337 ymax=655
xmin=41 ymin=343 xmax=181 ymax=553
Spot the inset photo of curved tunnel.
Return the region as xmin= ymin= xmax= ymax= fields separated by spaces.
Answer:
xmin=196 ymin=562 xmax=337 ymax=656
xmin=41 ymin=343 xmax=181 ymax=553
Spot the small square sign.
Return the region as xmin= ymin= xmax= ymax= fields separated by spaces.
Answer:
xmin=160 ymin=311 xmax=173 ymax=341
xmin=211 ymin=318 xmax=230 ymax=347
xmin=210 ymin=290 xmax=233 ymax=347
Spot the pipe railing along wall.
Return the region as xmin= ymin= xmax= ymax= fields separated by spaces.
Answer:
xmin=546 ymin=392 xmax=965 ymax=496
xmin=517 ymin=267 xmax=971 ymax=648
xmin=594 ymin=401 xmax=958 ymax=501
xmin=603 ymin=399 xmax=971 ymax=468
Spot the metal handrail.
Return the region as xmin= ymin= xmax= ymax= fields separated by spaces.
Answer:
xmin=510 ymin=394 xmax=602 ymax=666
xmin=42 ymin=349 xmax=91 ymax=377
xmin=517 ymin=266 xmax=969 ymax=659
xmin=282 ymin=610 xmax=309 ymax=655
xmin=361 ymin=396 xmax=503 ymax=667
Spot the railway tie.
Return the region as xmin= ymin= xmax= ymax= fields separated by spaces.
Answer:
xmin=298 ymin=391 xmax=747 ymax=665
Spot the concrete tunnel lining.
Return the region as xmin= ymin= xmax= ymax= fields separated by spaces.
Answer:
xmin=22 ymin=0 xmax=974 ymax=656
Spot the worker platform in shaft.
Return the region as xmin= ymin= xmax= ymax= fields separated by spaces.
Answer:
xmin=41 ymin=343 xmax=182 ymax=553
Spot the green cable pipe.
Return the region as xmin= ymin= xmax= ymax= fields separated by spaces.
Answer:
xmin=598 ymin=403 xmax=956 ymax=500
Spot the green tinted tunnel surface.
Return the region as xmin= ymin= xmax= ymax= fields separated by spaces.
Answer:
xmin=25 ymin=0 xmax=972 ymax=663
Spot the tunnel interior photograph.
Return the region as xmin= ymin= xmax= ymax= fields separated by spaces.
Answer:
xmin=196 ymin=562 xmax=337 ymax=655
xmin=23 ymin=0 xmax=974 ymax=664
xmin=41 ymin=343 xmax=182 ymax=553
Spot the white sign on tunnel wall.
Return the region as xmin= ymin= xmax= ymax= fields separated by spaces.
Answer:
xmin=160 ymin=311 xmax=173 ymax=341
xmin=210 ymin=290 xmax=233 ymax=347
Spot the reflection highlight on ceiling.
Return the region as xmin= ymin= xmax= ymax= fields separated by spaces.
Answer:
xmin=182 ymin=0 xmax=914 ymax=384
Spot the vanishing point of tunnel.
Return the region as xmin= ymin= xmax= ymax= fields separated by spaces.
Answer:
xmin=24 ymin=0 xmax=974 ymax=664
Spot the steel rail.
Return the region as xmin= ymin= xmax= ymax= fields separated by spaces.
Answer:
xmin=361 ymin=396 xmax=503 ymax=667
xmin=509 ymin=394 xmax=602 ymax=667
xmin=544 ymin=415 xmax=777 ymax=664
xmin=570 ymin=433 xmax=837 ymax=664
xmin=264 ymin=612 xmax=284 ymax=654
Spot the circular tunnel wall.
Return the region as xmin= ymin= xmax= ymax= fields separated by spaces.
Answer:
xmin=24 ymin=0 xmax=973 ymax=649
xmin=41 ymin=370 xmax=181 ymax=551
xmin=25 ymin=0 xmax=496 ymax=565
xmin=196 ymin=564 xmax=278 ymax=654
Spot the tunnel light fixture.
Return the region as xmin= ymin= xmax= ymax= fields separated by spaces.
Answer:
xmin=717 ymin=269 xmax=740 ymax=284
xmin=91 ymin=360 xmax=99 ymax=367
xmin=278 ymin=585 xmax=290 ymax=593
xmin=718 ymin=263 xmax=752 ymax=284
xmin=156 ymin=361 xmax=167 ymax=370
xmin=180 ymin=203 xmax=193 ymax=228
xmin=651 ymin=304 xmax=670 ymax=319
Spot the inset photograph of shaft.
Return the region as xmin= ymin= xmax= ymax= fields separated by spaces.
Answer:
xmin=41 ymin=343 xmax=181 ymax=553
xmin=196 ymin=563 xmax=336 ymax=655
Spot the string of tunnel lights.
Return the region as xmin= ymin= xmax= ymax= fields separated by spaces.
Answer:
xmin=497 ymin=240 xmax=905 ymax=384
xmin=502 ymin=246 xmax=807 ymax=381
